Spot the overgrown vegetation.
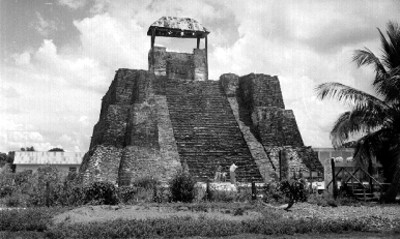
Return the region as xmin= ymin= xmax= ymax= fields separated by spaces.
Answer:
xmin=169 ymin=170 xmax=196 ymax=202
xmin=43 ymin=214 xmax=400 ymax=238
xmin=0 ymin=207 xmax=65 ymax=232
xmin=0 ymin=167 xmax=84 ymax=207
xmin=278 ymin=179 xmax=308 ymax=210
xmin=83 ymin=181 xmax=119 ymax=205
xmin=1 ymin=203 xmax=399 ymax=238
xmin=2 ymin=169 xmax=400 ymax=238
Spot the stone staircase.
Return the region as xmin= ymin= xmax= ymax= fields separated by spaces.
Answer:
xmin=165 ymin=79 xmax=263 ymax=182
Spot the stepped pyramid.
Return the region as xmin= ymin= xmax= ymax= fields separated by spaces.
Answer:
xmin=80 ymin=17 xmax=322 ymax=185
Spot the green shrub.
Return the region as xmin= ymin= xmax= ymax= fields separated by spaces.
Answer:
xmin=278 ymin=179 xmax=308 ymax=202
xmin=132 ymin=176 xmax=157 ymax=190
xmin=154 ymin=185 xmax=171 ymax=203
xmin=0 ymin=173 xmax=17 ymax=198
xmin=260 ymin=182 xmax=286 ymax=204
xmin=25 ymin=167 xmax=64 ymax=207
xmin=0 ymin=185 xmax=14 ymax=198
xmin=3 ymin=193 xmax=29 ymax=207
xmin=117 ymin=186 xmax=138 ymax=203
xmin=277 ymin=179 xmax=308 ymax=210
xmin=83 ymin=181 xmax=118 ymax=205
xmin=57 ymin=172 xmax=84 ymax=206
xmin=0 ymin=208 xmax=53 ymax=231
xmin=169 ymin=171 xmax=196 ymax=202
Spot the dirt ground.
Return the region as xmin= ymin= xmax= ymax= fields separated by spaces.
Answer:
xmin=53 ymin=202 xmax=400 ymax=226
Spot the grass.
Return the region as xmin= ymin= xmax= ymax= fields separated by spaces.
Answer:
xmin=1 ymin=203 xmax=400 ymax=239
xmin=45 ymin=215 xmax=400 ymax=239
xmin=0 ymin=207 xmax=70 ymax=232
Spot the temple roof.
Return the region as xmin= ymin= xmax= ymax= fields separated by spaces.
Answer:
xmin=147 ymin=16 xmax=210 ymax=38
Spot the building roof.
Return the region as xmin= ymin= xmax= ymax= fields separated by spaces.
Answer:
xmin=147 ymin=16 xmax=210 ymax=38
xmin=13 ymin=151 xmax=84 ymax=165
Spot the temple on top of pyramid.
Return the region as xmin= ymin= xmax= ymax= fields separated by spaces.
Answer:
xmin=148 ymin=16 xmax=210 ymax=81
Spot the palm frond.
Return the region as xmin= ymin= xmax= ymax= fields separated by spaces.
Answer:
xmin=315 ymin=82 xmax=389 ymax=109
xmin=382 ymin=22 xmax=400 ymax=69
xmin=374 ymin=74 xmax=400 ymax=103
xmin=386 ymin=21 xmax=400 ymax=47
xmin=330 ymin=106 xmax=387 ymax=148
xmin=352 ymin=48 xmax=387 ymax=75
xmin=378 ymin=28 xmax=398 ymax=70
xmin=354 ymin=128 xmax=400 ymax=168
xmin=330 ymin=112 xmax=356 ymax=148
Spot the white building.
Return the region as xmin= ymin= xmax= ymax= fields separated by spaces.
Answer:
xmin=13 ymin=151 xmax=84 ymax=174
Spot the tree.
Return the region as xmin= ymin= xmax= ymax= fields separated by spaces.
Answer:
xmin=49 ymin=148 xmax=64 ymax=152
xmin=0 ymin=152 xmax=7 ymax=167
xmin=278 ymin=179 xmax=308 ymax=211
xmin=316 ymin=21 xmax=400 ymax=202
xmin=21 ymin=146 xmax=35 ymax=151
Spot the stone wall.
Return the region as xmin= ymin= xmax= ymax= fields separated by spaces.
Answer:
xmin=81 ymin=69 xmax=181 ymax=185
xmin=80 ymin=145 xmax=122 ymax=185
xmin=226 ymin=97 xmax=278 ymax=183
xmin=265 ymin=146 xmax=323 ymax=180
xmin=148 ymin=46 xmax=207 ymax=81
xmin=239 ymin=73 xmax=285 ymax=109
xmin=220 ymin=74 xmax=278 ymax=183
xmin=220 ymin=73 xmax=304 ymax=148
xmin=193 ymin=49 xmax=207 ymax=81
xmin=220 ymin=73 xmax=321 ymax=182
xmin=237 ymin=74 xmax=304 ymax=147
xmin=251 ymin=107 xmax=304 ymax=147
xmin=125 ymin=102 xmax=159 ymax=149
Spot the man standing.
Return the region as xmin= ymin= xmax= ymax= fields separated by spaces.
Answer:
xmin=214 ymin=164 xmax=222 ymax=182
xmin=229 ymin=163 xmax=238 ymax=184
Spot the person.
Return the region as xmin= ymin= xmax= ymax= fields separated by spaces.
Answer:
xmin=182 ymin=158 xmax=189 ymax=174
xmin=214 ymin=164 xmax=222 ymax=182
xmin=229 ymin=163 xmax=238 ymax=184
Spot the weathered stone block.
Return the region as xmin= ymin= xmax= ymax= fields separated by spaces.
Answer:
xmin=239 ymin=73 xmax=285 ymax=109
xmin=80 ymin=145 xmax=122 ymax=185
xmin=90 ymin=105 xmax=130 ymax=148
xmin=220 ymin=73 xmax=239 ymax=97
xmin=193 ymin=49 xmax=207 ymax=81
xmin=148 ymin=47 xmax=207 ymax=81
xmin=126 ymin=101 xmax=159 ymax=149
xmin=118 ymin=146 xmax=179 ymax=185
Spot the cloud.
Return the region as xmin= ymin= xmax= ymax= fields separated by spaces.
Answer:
xmin=73 ymin=13 xmax=148 ymax=70
xmin=34 ymin=12 xmax=57 ymax=37
xmin=13 ymin=52 xmax=31 ymax=66
xmin=0 ymin=86 xmax=20 ymax=98
xmin=0 ymin=39 xmax=104 ymax=152
xmin=58 ymin=0 xmax=88 ymax=9
xmin=0 ymin=119 xmax=51 ymax=151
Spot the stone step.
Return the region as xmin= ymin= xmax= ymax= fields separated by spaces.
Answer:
xmin=166 ymin=79 xmax=263 ymax=183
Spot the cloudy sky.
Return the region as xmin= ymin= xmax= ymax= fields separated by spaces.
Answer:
xmin=1 ymin=0 xmax=399 ymax=153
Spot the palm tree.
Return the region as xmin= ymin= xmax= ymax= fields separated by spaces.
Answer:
xmin=316 ymin=21 xmax=400 ymax=202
